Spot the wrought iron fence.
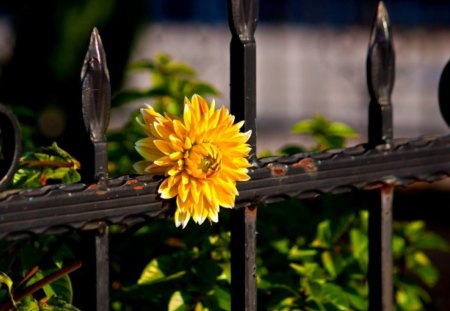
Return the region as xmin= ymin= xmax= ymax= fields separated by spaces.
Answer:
xmin=1 ymin=0 xmax=450 ymax=310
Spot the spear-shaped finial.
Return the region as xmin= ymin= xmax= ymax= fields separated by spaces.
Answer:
xmin=227 ymin=0 xmax=259 ymax=42
xmin=81 ymin=27 xmax=111 ymax=187
xmin=367 ymin=1 xmax=395 ymax=147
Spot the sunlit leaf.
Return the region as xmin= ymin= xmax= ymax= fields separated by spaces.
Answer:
xmin=43 ymin=274 xmax=73 ymax=304
xmin=312 ymin=220 xmax=332 ymax=248
xmin=288 ymin=247 xmax=318 ymax=261
xmin=411 ymin=232 xmax=450 ymax=252
xmin=0 ymin=271 xmax=16 ymax=307
xmin=214 ymin=288 xmax=231 ymax=311
xmin=321 ymin=251 xmax=336 ymax=278
xmin=168 ymin=291 xmax=188 ymax=311
xmin=320 ymin=283 xmax=350 ymax=311
xmin=137 ymin=258 xmax=186 ymax=285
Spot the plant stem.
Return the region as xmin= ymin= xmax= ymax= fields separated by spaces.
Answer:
xmin=23 ymin=161 xmax=76 ymax=168
xmin=0 ymin=261 xmax=82 ymax=311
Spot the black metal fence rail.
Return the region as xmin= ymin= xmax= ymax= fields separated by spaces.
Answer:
xmin=1 ymin=0 xmax=450 ymax=310
xmin=1 ymin=136 xmax=450 ymax=236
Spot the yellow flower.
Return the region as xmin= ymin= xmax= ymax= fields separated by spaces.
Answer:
xmin=134 ymin=94 xmax=252 ymax=228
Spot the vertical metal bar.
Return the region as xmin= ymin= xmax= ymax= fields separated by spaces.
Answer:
xmin=227 ymin=1 xmax=258 ymax=310
xmin=368 ymin=186 xmax=394 ymax=311
xmin=230 ymin=205 xmax=257 ymax=311
xmin=366 ymin=2 xmax=395 ymax=310
xmin=96 ymin=223 xmax=110 ymax=311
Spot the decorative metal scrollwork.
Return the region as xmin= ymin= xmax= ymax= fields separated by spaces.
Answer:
xmin=0 ymin=104 xmax=21 ymax=191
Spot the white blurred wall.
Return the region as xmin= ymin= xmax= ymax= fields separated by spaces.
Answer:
xmin=126 ymin=24 xmax=450 ymax=152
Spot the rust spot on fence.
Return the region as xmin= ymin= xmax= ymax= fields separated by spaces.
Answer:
xmin=133 ymin=185 xmax=144 ymax=190
xmin=267 ymin=163 xmax=288 ymax=177
xmin=87 ymin=183 xmax=108 ymax=195
xmin=245 ymin=205 xmax=257 ymax=218
xmin=293 ymin=158 xmax=317 ymax=172
xmin=125 ymin=179 xmax=138 ymax=185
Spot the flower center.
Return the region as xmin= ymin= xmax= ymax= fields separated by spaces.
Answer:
xmin=185 ymin=143 xmax=222 ymax=179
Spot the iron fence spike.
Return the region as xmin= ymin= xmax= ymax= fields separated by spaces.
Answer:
xmin=81 ymin=27 xmax=111 ymax=141
xmin=367 ymin=1 xmax=395 ymax=146
xmin=227 ymin=0 xmax=258 ymax=41
xmin=367 ymin=1 xmax=395 ymax=106
xmin=81 ymin=27 xmax=111 ymax=184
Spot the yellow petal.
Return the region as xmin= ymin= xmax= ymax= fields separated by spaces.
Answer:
xmin=191 ymin=179 xmax=200 ymax=204
xmin=154 ymin=156 xmax=174 ymax=167
xmin=178 ymin=181 xmax=189 ymax=202
xmin=159 ymin=178 xmax=177 ymax=199
xmin=214 ymin=182 xmax=235 ymax=208
xmin=135 ymin=138 xmax=164 ymax=161
xmin=153 ymin=140 xmax=174 ymax=155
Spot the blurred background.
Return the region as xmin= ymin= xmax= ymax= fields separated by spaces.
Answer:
xmin=1 ymin=0 xmax=450 ymax=309
xmin=2 ymin=0 xmax=450 ymax=154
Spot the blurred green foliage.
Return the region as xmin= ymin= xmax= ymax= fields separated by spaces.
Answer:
xmin=0 ymin=235 xmax=79 ymax=310
xmin=291 ymin=114 xmax=358 ymax=151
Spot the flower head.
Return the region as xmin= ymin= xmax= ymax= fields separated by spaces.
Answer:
xmin=135 ymin=94 xmax=251 ymax=228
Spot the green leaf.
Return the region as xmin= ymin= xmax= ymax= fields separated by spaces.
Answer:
xmin=43 ymin=296 xmax=81 ymax=310
xmin=321 ymin=251 xmax=336 ymax=278
xmin=320 ymin=283 xmax=350 ymax=311
xmin=312 ymin=220 xmax=332 ymax=248
xmin=327 ymin=122 xmax=358 ymax=138
xmin=395 ymin=285 xmax=427 ymax=311
xmin=11 ymin=143 xmax=81 ymax=189
xmin=165 ymin=62 xmax=196 ymax=76
xmin=137 ymin=258 xmax=186 ymax=285
xmin=288 ymin=247 xmax=318 ymax=261
xmin=291 ymin=119 xmax=314 ymax=134
xmin=43 ymin=274 xmax=73 ymax=304
xmin=62 ymin=170 xmax=81 ymax=184
xmin=168 ymin=291 xmax=188 ymax=311
xmin=217 ymin=263 xmax=231 ymax=284
xmin=329 ymin=212 xmax=354 ymax=244
xmin=272 ymin=239 xmax=290 ymax=255
xmin=406 ymin=251 xmax=439 ymax=287
xmin=291 ymin=115 xmax=357 ymax=150
xmin=0 ymin=271 xmax=16 ymax=307
xmin=16 ymin=297 xmax=39 ymax=311
xmin=403 ymin=221 xmax=425 ymax=237
xmin=214 ymin=288 xmax=231 ymax=311
xmin=290 ymin=263 xmax=306 ymax=276
xmin=411 ymin=232 xmax=450 ymax=252
xmin=194 ymin=302 xmax=206 ymax=311
xmin=136 ymin=258 xmax=163 ymax=283
xmin=392 ymin=235 xmax=406 ymax=259
xmin=350 ymin=228 xmax=368 ymax=271
xmin=344 ymin=287 xmax=368 ymax=310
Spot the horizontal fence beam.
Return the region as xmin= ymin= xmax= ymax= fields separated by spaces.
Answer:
xmin=0 ymin=135 xmax=450 ymax=237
